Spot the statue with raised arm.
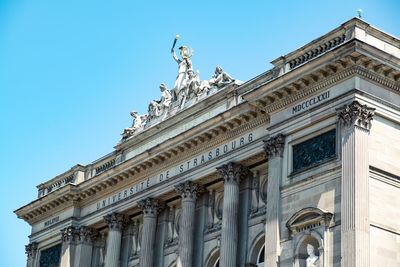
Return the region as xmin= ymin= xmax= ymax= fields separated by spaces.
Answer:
xmin=209 ymin=66 xmax=235 ymax=88
xmin=171 ymin=35 xmax=193 ymax=101
xmin=306 ymin=244 xmax=319 ymax=267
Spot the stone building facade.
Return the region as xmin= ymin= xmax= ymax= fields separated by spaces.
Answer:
xmin=16 ymin=18 xmax=400 ymax=267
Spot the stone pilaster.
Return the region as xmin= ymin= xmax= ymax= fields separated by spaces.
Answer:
xmin=138 ymin=197 xmax=164 ymax=267
xmin=337 ymin=101 xmax=374 ymax=267
xmin=25 ymin=242 xmax=38 ymax=267
xmin=74 ymin=227 xmax=98 ymax=267
xmin=217 ymin=162 xmax=249 ymax=267
xmin=175 ymin=181 xmax=204 ymax=267
xmin=263 ymin=134 xmax=285 ymax=267
xmin=103 ymin=212 xmax=127 ymax=267
xmin=60 ymin=226 xmax=80 ymax=267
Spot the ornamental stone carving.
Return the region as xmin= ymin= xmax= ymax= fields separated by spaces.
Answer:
xmin=138 ymin=197 xmax=165 ymax=215
xmin=119 ymin=36 xmax=238 ymax=142
xmin=121 ymin=111 xmax=147 ymax=141
xmin=103 ymin=212 xmax=127 ymax=231
xmin=306 ymin=244 xmax=320 ymax=267
xmin=217 ymin=162 xmax=249 ymax=184
xmin=337 ymin=100 xmax=375 ymax=130
xmin=263 ymin=134 xmax=285 ymax=158
xmin=78 ymin=226 xmax=99 ymax=243
xmin=175 ymin=181 xmax=205 ymax=200
xmin=61 ymin=226 xmax=80 ymax=243
xmin=25 ymin=242 xmax=38 ymax=258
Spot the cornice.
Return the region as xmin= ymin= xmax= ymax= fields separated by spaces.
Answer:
xmin=15 ymin=105 xmax=269 ymax=224
xmin=248 ymin=52 xmax=400 ymax=115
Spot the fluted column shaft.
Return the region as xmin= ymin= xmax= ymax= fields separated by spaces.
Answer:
xmin=138 ymin=198 xmax=163 ymax=267
xmin=104 ymin=213 xmax=126 ymax=267
xmin=74 ymin=227 xmax=98 ymax=267
xmin=338 ymin=101 xmax=374 ymax=267
xmin=263 ymin=134 xmax=285 ymax=267
xmin=60 ymin=226 xmax=79 ymax=267
xmin=175 ymin=181 xmax=204 ymax=267
xmin=217 ymin=162 xmax=248 ymax=267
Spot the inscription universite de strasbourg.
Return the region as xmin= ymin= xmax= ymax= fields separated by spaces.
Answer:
xmin=292 ymin=91 xmax=330 ymax=114
xmin=95 ymin=130 xmax=259 ymax=211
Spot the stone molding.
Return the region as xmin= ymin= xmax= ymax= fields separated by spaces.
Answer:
xmin=286 ymin=207 xmax=333 ymax=236
xmin=25 ymin=242 xmax=38 ymax=258
xmin=138 ymin=197 xmax=165 ymax=216
xmin=175 ymin=181 xmax=205 ymax=200
xmin=337 ymin=100 xmax=375 ymax=130
xmin=217 ymin=162 xmax=249 ymax=184
xmin=104 ymin=212 xmax=127 ymax=231
xmin=263 ymin=134 xmax=285 ymax=158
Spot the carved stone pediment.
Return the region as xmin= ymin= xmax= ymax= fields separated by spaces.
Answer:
xmin=286 ymin=207 xmax=333 ymax=236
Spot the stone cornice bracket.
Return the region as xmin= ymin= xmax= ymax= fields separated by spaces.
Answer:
xmin=104 ymin=212 xmax=127 ymax=231
xmin=61 ymin=226 xmax=80 ymax=243
xmin=337 ymin=100 xmax=375 ymax=130
xmin=138 ymin=197 xmax=165 ymax=216
xmin=217 ymin=162 xmax=250 ymax=184
xmin=25 ymin=242 xmax=38 ymax=258
xmin=78 ymin=226 xmax=99 ymax=243
xmin=175 ymin=181 xmax=205 ymax=200
xmin=263 ymin=134 xmax=286 ymax=158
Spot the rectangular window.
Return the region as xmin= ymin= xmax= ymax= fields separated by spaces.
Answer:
xmin=39 ymin=244 xmax=61 ymax=267
xmin=292 ymin=129 xmax=336 ymax=173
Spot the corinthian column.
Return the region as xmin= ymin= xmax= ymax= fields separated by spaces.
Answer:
xmin=138 ymin=197 xmax=164 ymax=267
xmin=217 ymin=162 xmax=249 ymax=267
xmin=60 ymin=226 xmax=79 ymax=267
xmin=175 ymin=181 xmax=204 ymax=267
xmin=74 ymin=227 xmax=98 ymax=267
xmin=25 ymin=242 xmax=38 ymax=267
xmin=104 ymin=212 xmax=127 ymax=267
xmin=263 ymin=134 xmax=285 ymax=267
xmin=337 ymin=101 xmax=374 ymax=267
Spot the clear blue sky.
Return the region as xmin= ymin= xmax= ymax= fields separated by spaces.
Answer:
xmin=0 ymin=0 xmax=398 ymax=266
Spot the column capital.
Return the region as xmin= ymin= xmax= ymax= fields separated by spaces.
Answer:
xmin=25 ymin=242 xmax=38 ymax=258
xmin=104 ymin=212 xmax=127 ymax=231
xmin=78 ymin=226 xmax=99 ymax=244
xmin=138 ymin=197 xmax=165 ymax=216
xmin=217 ymin=162 xmax=249 ymax=184
xmin=175 ymin=181 xmax=205 ymax=200
xmin=61 ymin=226 xmax=80 ymax=243
xmin=263 ymin=134 xmax=285 ymax=158
xmin=337 ymin=100 xmax=375 ymax=130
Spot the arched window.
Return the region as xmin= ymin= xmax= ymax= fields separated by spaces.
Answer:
xmin=213 ymin=258 xmax=220 ymax=267
xmin=257 ymin=245 xmax=265 ymax=266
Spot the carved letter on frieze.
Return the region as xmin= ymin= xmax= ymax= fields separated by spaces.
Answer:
xmin=337 ymin=100 xmax=375 ymax=130
xmin=103 ymin=212 xmax=127 ymax=231
xmin=217 ymin=162 xmax=249 ymax=184
xmin=175 ymin=181 xmax=205 ymax=200
xmin=263 ymin=134 xmax=285 ymax=158
xmin=137 ymin=197 xmax=165 ymax=215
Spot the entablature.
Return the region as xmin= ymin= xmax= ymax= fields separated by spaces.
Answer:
xmin=15 ymin=99 xmax=269 ymax=225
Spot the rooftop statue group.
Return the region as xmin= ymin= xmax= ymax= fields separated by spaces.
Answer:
xmin=121 ymin=35 xmax=236 ymax=141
